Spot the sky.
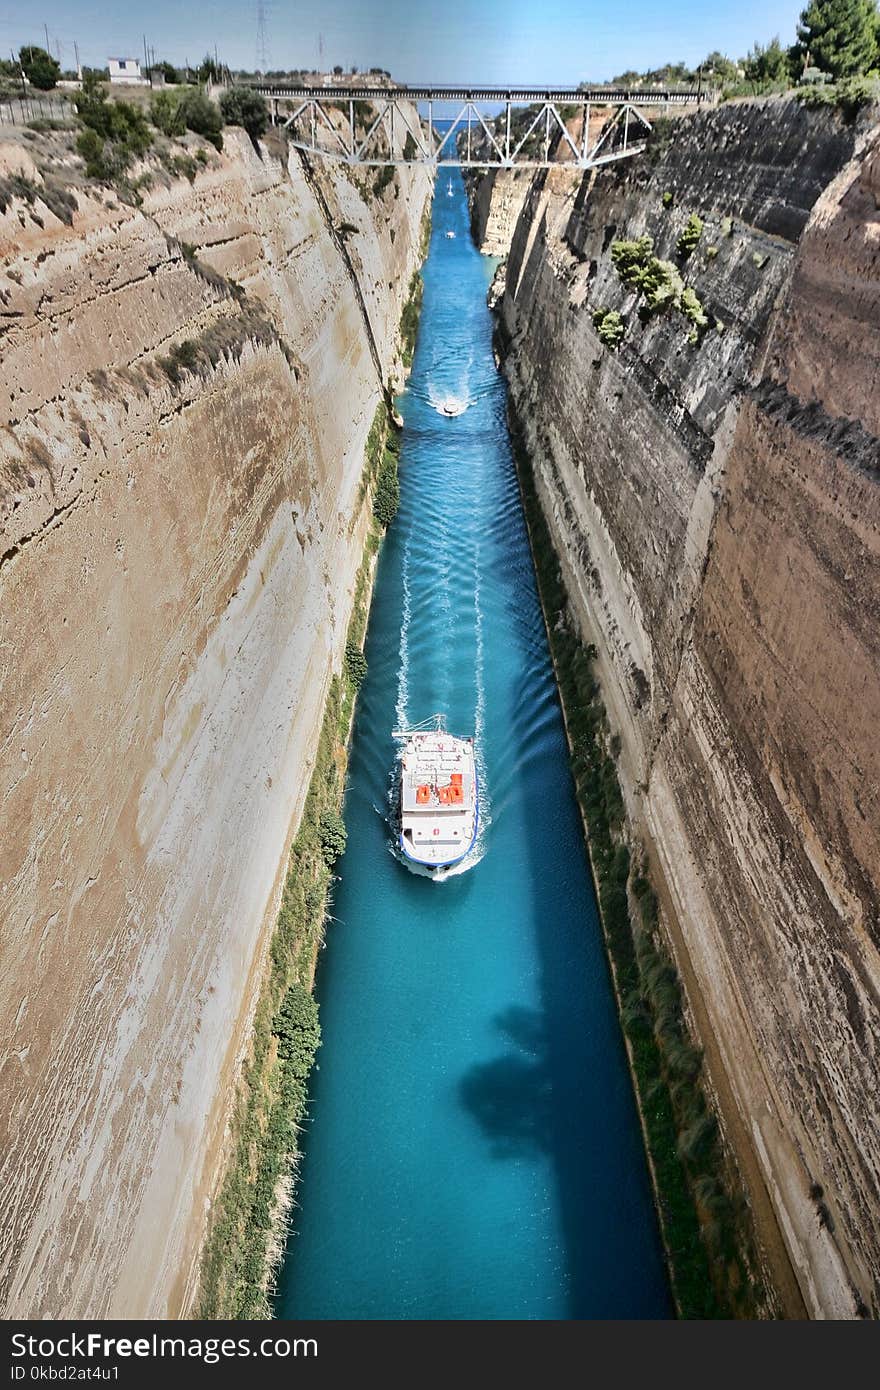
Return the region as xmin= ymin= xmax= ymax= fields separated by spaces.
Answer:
xmin=2 ymin=0 xmax=806 ymax=82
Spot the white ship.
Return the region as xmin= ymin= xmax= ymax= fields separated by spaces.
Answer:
xmin=445 ymin=229 xmax=456 ymax=239
xmin=446 ymin=178 xmax=454 ymax=197
xmin=393 ymin=715 xmax=479 ymax=870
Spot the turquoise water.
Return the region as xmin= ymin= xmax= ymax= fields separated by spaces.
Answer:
xmin=275 ymin=170 xmax=670 ymax=1320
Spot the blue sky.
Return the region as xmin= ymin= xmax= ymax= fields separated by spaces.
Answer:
xmin=2 ymin=1 xmax=805 ymax=81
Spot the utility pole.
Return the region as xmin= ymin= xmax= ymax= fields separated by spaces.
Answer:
xmin=44 ymin=23 xmax=50 ymax=54
xmin=74 ymin=40 xmax=81 ymax=81
xmin=143 ymin=34 xmax=152 ymax=87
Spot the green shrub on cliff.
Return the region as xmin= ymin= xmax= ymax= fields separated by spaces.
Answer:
xmin=177 ymin=89 xmax=223 ymax=150
xmin=150 ymin=90 xmax=186 ymax=137
xmin=400 ymin=270 xmax=424 ymax=367
xmin=794 ymin=72 xmax=880 ymax=117
xmin=220 ymin=86 xmax=269 ymax=145
xmin=318 ymin=806 xmax=348 ymax=865
xmin=344 ymin=640 xmax=368 ymax=688
xmin=274 ymin=983 xmax=321 ymax=1078
xmin=75 ymin=75 xmax=153 ymax=180
xmin=609 ymin=233 xmax=708 ymax=340
xmin=373 ymin=448 xmax=401 ymax=526
xmin=676 ymin=213 xmax=703 ymax=259
xmin=680 ymin=286 xmax=709 ymax=330
xmin=372 ymin=162 xmax=395 ymax=199
xmin=592 ymin=307 xmax=626 ymax=349
xmin=610 ymin=234 xmax=655 ymax=288
xmin=641 ymin=260 xmax=683 ymax=315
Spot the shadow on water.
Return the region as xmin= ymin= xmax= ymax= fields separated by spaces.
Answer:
xmin=457 ymin=557 xmax=672 ymax=1319
xmin=459 ymin=1006 xmax=553 ymax=1160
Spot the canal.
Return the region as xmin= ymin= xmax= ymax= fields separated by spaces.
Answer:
xmin=275 ymin=168 xmax=670 ymax=1319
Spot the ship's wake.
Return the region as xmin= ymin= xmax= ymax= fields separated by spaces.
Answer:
xmin=424 ymin=385 xmax=471 ymax=417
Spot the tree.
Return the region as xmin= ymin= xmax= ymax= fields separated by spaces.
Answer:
xmin=219 ymin=86 xmax=268 ymax=143
xmin=197 ymin=53 xmax=221 ymax=83
xmin=154 ymin=60 xmax=180 ymax=84
xmin=317 ymin=808 xmax=347 ymax=865
xmin=744 ymin=36 xmax=790 ymax=86
xmin=178 ymin=88 xmax=223 ymax=149
xmin=700 ymin=51 xmax=740 ymax=83
xmin=19 ymin=45 xmax=60 ymax=91
xmin=333 ymin=64 xmax=343 ymax=75
xmin=797 ymin=0 xmax=879 ymax=78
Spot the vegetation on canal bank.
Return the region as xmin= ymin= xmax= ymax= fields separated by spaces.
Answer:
xmin=506 ymin=404 xmax=767 ymax=1320
xmin=199 ymin=390 xmax=409 ymax=1318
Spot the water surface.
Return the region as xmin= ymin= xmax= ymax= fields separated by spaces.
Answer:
xmin=276 ymin=170 xmax=670 ymax=1320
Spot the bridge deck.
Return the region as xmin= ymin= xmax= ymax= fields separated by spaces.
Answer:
xmin=253 ymin=83 xmax=703 ymax=105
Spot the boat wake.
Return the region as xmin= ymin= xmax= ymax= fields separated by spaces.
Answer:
xmin=387 ymin=836 xmax=487 ymax=881
xmin=428 ymin=390 xmax=470 ymax=418
xmin=395 ymin=540 xmax=411 ymax=729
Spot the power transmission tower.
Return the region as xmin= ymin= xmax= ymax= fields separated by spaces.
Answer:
xmin=256 ymin=0 xmax=270 ymax=73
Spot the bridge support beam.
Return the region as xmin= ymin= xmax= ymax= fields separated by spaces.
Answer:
xmin=260 ymin=84 xmax=703 ymax=170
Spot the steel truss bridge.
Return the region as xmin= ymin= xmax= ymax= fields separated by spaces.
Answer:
xmin=252 ymin=83 xmax=706 ymax=171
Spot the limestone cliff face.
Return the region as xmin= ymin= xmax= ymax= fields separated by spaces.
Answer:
xmin=466 ymin=167 xmax=531 ymax=256
xmin=0 ymin=125 xmax=431 ymax=1317
xmin=494 ymin=98 xmax=880 ymax=1317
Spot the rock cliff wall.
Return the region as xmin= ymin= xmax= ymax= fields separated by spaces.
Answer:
xmin=466 ymin=167 xmax=531 ymax=256
xmin=0 ymin=123 xmax=431 ymax=1317
xmin=493 ymin=98 xmax=880 ymax=1317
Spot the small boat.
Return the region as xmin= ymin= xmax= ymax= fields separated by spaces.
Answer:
xmin=445 ymin=229 xmax=456 ymax=239
xmin=393 ymin=715 xmax=479 ymax=870
xmin=446 ymin=178 xmax=454 ymax=197
xmin=438 ymin=395 xmax=467 ymax=417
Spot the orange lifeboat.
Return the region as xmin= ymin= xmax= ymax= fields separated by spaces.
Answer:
xmin=416 ymin=784 xmax=430 ymax=805
xmin=438 ymin=785 xmax=452 ymax=805
xmin=449 ymin=784 xmax=464 ymax=804
xmin=450 ymin=772 xmax=463 ymax=787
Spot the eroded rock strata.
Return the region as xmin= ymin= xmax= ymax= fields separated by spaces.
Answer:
xmin=0 ymin=124 xmax=431 ymax=1317
xmin=493 ymin=98 xmax=880 ymax=1317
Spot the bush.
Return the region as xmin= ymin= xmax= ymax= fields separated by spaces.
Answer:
xmin=639 ymin=259 xmax=682 ymax=315
xmin=75 ymin=127 xmax=109 ymax=178
xmin=344 ymin=640 xmax=368 ymax=688
xmin=274 ymin=983 xmax=321 ymax=1075
xmin=151 ymin=90 xmax=186 ymax=137
xmin=610 ymin=234 xmax=654 ymax=287
xmin=318 ymin=807 xmax=347 ymax=865
xmin=592 ymin=307 xmax=625 ymax=349
xmin=680 ymin=286 xmax=708 ymax=329
xmin=795 ymin=73 xmax=880 ymax=118
xmin=163 ymin=152 xmax=198 ymax=182
xmin=373 ymin=449 xmax=400 ymax=526
xmin=219 ymin=86 xmax=269 ymax=144
xmin=676 ymin=212 xmax=703 ymax=259
xmin=19 ymin=45 xmax=60 ymax=91
xmin=75 ymin=78 xmax=152 ymax=179
xmin=178 ymin=88 xmax=223 ymax=150
xmin=372 ymin=163 xmax=395 ymax=199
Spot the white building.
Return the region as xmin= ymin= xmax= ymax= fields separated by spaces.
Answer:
xmin=108 ymin=57 xmax=142 ymax=85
